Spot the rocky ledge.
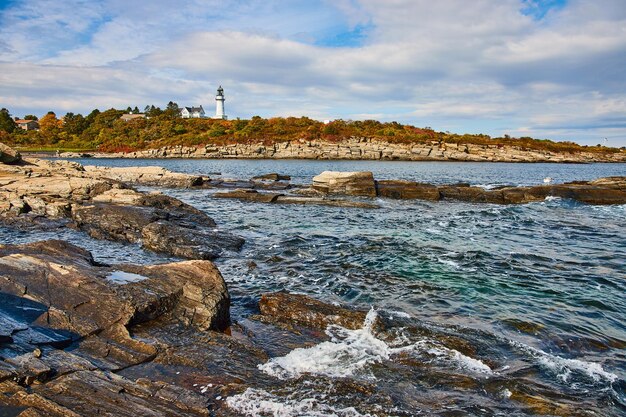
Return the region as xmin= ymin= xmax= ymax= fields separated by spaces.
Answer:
xmin=0 ymin=145 xmax=243 ymax=259
xmin=213 ymin=171 xmax=626 ymax=206
xmin=57 ymin=137 xmax=626 ymax=163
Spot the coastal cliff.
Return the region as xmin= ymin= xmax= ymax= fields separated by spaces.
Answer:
xmin=61 ymin=137 xmax=626 ymax=162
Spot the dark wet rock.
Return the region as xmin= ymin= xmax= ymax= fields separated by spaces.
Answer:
xmin=142 ymin=222 xmax=244 ymax=260
xmin=251 ymin=173 xmax=291 ymax=181
xmin=258 ymin=292 xmax=378 ymax=331
xmin=438 ymin=184 xmax=506 ymax=204
xmin=4 ymin=354 xmax=54 ymax=386
xmin=214 ymin=190 xmax=378 ymax=208
xmin=214 ymin=189 xmax=282 ymax=203
xmin=312 ymin=171 xmax=377 ymax=197
xmin=274 ymin=196 xmax=378 ymax=209
xmin=375 ymin=180 xmax=440 ymax=200
xmin=509 ymin=391 xmax=592 ymax=417
xmin=502 ymin=318 xmax=546 ymax=335
xmin=71 ymin=195 xmax=241 ymax=260
xmin=72 ymin=203 xmax=164 ymax=243
xmin=0 ymin=142 xmax=22 ymax=165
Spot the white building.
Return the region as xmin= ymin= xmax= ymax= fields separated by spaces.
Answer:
xmin=213 ymin=86 xmax=227 ymax=120
xmin=180 ymin=106 xmax=206 ymax=119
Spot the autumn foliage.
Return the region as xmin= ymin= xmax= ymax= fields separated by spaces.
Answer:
xmin=1 ymin=107 xmax=620 ymax=155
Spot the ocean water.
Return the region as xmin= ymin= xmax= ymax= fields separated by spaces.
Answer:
xmin=1 ymin=159 xmax=625 ymax=416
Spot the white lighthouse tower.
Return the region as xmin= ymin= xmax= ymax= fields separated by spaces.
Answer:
xmin=213 ymin=86 xmax=227 ymax=119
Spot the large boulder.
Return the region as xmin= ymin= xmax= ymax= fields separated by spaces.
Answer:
xmin=312 ymin=171 xmax=376 ymax=197
xmin=0 ymin=142 xmax=21 ymax=164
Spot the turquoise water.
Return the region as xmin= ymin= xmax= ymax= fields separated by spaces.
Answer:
xmin=2 ymin=159 xmax=625 ymax=416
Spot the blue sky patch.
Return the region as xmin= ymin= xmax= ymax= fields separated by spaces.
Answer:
xmin=315 ymin=23 xmax=373 ymax=48
xmin=522 ymin=0 xmax=567 ymax=20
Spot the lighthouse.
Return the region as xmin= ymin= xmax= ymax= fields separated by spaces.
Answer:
xmin=214 ymin=86 xmax=227 ymax=119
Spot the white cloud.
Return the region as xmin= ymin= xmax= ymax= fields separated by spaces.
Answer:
xmin=0 ymin=0 xmax=625 ymax=145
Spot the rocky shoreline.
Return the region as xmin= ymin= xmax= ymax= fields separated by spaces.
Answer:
xmin=0 ymin=143 xmax=623 ymax=416
xmin=54 ymin=137 xmax=626 ymax=163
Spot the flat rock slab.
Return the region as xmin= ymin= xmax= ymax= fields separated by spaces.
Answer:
xmin=376 ymin=180 xmax=440 ymax=200
xmin=251 ymin=173 xmax=291 ymax=182
xmin=214 ymin=190 xmax=379 ymax=209
xmin=83 ymin=165 xmax=203 ymax=188
xmin=214 ymin=189 xmax=282 ymax=203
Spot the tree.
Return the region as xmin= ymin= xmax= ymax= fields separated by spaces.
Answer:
xmin=63 ymin=112 xmax=87 ymax=135
xmin=144 ymin=105 xmax=162 ymax=117
xmin=163 ymin=101 xmax=180 ymax=119
xmin=133 ymin=106 xmax=140 ymax=114
xmin=85 ymin=109 xmax=101 ymax=127
xmin=39 ymin=111 xmax=62 ymax=141
xmin=0 ymin=108 xmax=17 ymax=133
xmin=23 ymin=114 xmax=38 ymax=121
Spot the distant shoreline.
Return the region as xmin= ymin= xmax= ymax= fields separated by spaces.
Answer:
xmin=28 ymin=138 xmax=626 ymax=163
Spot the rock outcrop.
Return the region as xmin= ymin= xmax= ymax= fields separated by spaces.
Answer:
xmin=0 ymin=240 xmax=231 ymax=334
xmin=213 ymin=189 xmax=379 ymax=208
xmin=0 ymin=241 xmax=236 ymax=416
xmin=0 ymin=146 xmax=244 ymax=259
xmin=0 ymin=242 xmax=392 ymax=416
xmin=304 ymin=171 xmax=626 ymax=205
xmin=312 ymin=171 xmax=377 ymax=197
xmin=376 ymin=180 xmax=441 ymax=201
xmin=83 ymin=165 xmax=204 ymax=188
xmin=0 ymin=142 xmax=22 ymax=164
xmin=251 ymin=173 xmax=291 ymax=182
xmin=58 ymin=137 xmax=626 ymax=163
xmin=0 ymin=242 xmax=597 ymax=416
xmin=258 ymin=292 xmax=374 ymax=331
xmin=71 ymin=190 xmax=244 ymax=259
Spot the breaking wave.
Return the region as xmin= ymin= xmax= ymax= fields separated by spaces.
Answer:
xmin=259 ymin=309 xmax=493 ymax=380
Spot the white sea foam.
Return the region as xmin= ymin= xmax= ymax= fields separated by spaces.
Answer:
xmin=385 ymin=310 xmax=411 ymax=320
xmin=410 ymin=340 xmax=494 ymax=375
xmin=259 ymin=308 xmax=493 ymax=380
xmin=437 ymin=258 xmax=460 ymax=269
xmin=510 ymin=340 xmax=619 ymax=384
xmin=226 ymin=388 xmax=374 ymax=417
xmin=259 ymin=309 xmax=388 ymax=379
xmin=544 ymin=196 xmax=562 ymax=202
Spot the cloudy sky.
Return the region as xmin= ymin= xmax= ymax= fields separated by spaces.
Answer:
xmin=1 ymin=0 xmax=625 ymax=146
